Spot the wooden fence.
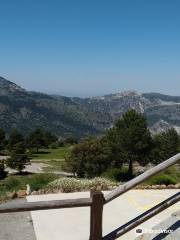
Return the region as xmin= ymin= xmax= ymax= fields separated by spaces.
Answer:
xmin=0 ymin=153 xmax=180 ymax=240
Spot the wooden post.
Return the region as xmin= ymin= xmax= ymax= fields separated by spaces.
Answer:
xmin=90 ymin=191 xmax=104 ymax=240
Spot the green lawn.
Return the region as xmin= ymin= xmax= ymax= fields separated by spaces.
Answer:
xmin=30 ymin=146 xmax=72 ymax=173
xmin=41 ymin=160 xmax=65 ymax=172
xmin=31 ymin=146 xmax=71 ymax=161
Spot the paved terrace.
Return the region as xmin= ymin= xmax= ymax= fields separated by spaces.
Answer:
xmin=0 ymin=190 xmax=179 ymax=240
xmin=28 ymin=190 xmax=179 ymax=240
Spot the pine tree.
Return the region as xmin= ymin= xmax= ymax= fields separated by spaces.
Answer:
xmin=107 ymin=110 xmax=152 ymax=178
xmin=8 ymin=129 xmax=24 ymax=151
xmin=27 ymin=129 xmax=48 ymax=153
xmin=152 ymin=128 xmax=179 ymax=164
xmin=7 ymin=142 xmax=29 ymax=173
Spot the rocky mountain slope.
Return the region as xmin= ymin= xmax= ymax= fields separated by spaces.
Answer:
xmin=0 ymin=76 xmax=180 ymax=136
xmin=75 ymin=90 xmax=180 ymax=134
xmin=0 ymin=77 xmax=111 ymax=136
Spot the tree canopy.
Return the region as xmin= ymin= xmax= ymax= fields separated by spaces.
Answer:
xmin=107 ymin=110 xmax=152 ymax=177
xmin=7 ymin=129 xmax=24 ymax=151
xmin=27 ymin=128 xmax=57 ymax=152
xmin=7 ymin=142 xmax=30 ymax=173
xmin=63 ymin=137 xmax=111 ymax=178
xmin=27 ymin=128 xmax=48 ymax=153
xmin=151 ymin=128 xmax=179 ymax=164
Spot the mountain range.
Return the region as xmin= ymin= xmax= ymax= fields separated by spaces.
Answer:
xmin=0 ymin=76 xmax=180 ymax=137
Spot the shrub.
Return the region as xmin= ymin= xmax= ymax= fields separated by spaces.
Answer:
xmin=58 ymin=140 xmax=65 ymax=147
xmin=46 ymin=177 xmax=117 ymax=193
xmin=145 ymin=166 xmax=180 ymax=186
xmin=162 ymin=166 xmax=180 ymax=182
xmin=63 ymin=137 xmax=111 ymax=178
xmin=102 ymin=167 xmax=130 ymax=182
xmin=49 ymin=142 xmax=58 ymax=149
xmin=65 ymin=136 xmax=78 ymax=145
xmin=1 ymin=176 xmax=22 ymax=191
xmin=27 ymin=173 xmax=57 ymax=191
xmin=146 ymin=174 xmax=177 ymax=186
xmin=0 ymin=173 xmax=58 ymax=195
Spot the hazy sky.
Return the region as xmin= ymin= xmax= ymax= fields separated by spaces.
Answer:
xmin=0 ymin=0 xmax=180 ymax=97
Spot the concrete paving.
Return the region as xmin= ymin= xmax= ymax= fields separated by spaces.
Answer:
xmin=135 ymin=210 xmax=180 ymax=240
xmin=27 ymin=190 xmax=180 ymax=240
xmin=0 ymin=199 xmax=36 ymax=240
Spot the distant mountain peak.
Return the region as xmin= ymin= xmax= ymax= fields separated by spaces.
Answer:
xmin=92 ymin=90 xmax=140 ymax=100
xmin=116 ymin=90 xmax=139 ymax=97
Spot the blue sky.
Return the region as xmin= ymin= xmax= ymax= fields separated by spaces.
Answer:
xmin=0 ymin=0 xmax=180 ymax=97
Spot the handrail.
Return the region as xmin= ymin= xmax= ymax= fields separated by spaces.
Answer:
xmin=0 ymin=198 xmax=92 ymax=213
xmin=103 ymin=192 xmax=180 ymax=239
xmin=105 ymin=153 xmax=180 ymax=203
xmin=0 ymin=153 xmax=179 ymax=240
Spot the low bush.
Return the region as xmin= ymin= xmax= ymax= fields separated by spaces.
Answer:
xmin=1 ymin=176 xmax=22 ymax=191
xmin=49 ymin=142 xmax=59 ymax=149
xmin=145 ymin=174 xmax=177 ymax=186
xmin=0 ymin=173 xmax=58 ymax=196
xmin=102 ymin=167 xmax=130 ymax=182
xmin=46 ymin=177 xmax=117 ymax=193
xmin=58 ymin=140 xmax=65 ymax=147
xmin=145 ymin=166 xmax=180 ymax=186
xmin=163 ymin=166 xmax=180 ymax=182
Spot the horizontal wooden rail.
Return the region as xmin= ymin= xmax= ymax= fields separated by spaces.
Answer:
xmin=0 ymin=154 xmax=179 ymax=240
xmin=105 ymin=153 xmax=180 ymax=203
xmin=0 ymin=198 xmax=92 ymax=213
xmin=103 ymin=191 xmax=180 ymax=240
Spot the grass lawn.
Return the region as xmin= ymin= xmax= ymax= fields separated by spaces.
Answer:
xmin=41 ymin=160 xmax=65 ymax=172
xmin=30 ymin=146 xmax=72 ymax=173
xmin=31 ymin=146 xmax=71 ymax=161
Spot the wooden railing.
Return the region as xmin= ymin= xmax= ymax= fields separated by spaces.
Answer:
xmin=0 ymin=153 xmax=180 ymax=240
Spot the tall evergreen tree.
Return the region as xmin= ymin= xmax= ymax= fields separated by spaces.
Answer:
xmin=107 ymin=110 xmax=152 ymax=178
xmin=27 ymin=128 xmax=48 ymax=153
xmin=8 ymin=129 xmax=24 ymax=151
xmin=44 ymin=131 xmax=58 ymax=146
xmin=7 ymin=142 xmax=29 ymax=173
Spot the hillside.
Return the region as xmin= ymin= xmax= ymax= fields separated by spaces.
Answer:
xmin=0 ymin=76 xmax=180 ymax=136
xmin=0 ymin=77 xmax=111 ymax=136
xmin=74 ymin=91 xmax=180 ymax=134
